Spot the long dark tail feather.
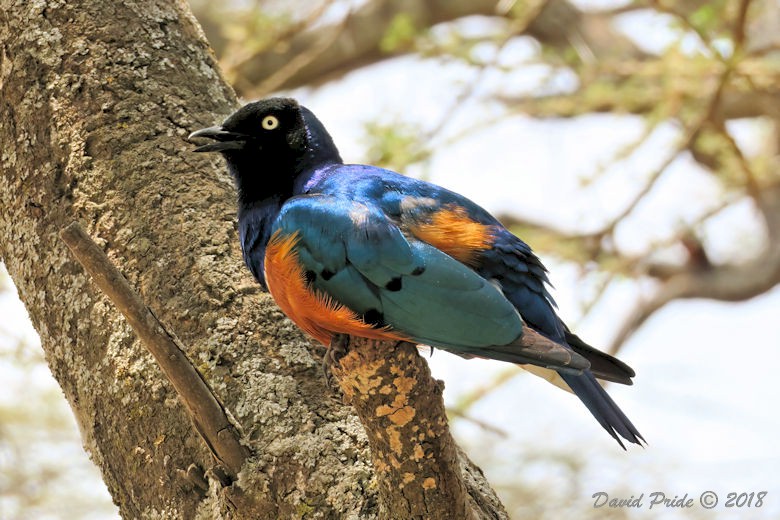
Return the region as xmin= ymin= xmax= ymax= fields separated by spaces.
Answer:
xmin=563 ymin=328 xmax=636 ymax=385
xmin=561 ymin=371 xmax=645 ymax=449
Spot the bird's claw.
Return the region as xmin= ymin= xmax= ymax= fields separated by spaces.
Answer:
xmin=323 ymin=333 xmax=350 ymax=390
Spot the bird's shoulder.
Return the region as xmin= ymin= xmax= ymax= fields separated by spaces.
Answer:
xmin=312 ymin=166 xmax=565 ymax=337
xmin=299 ymin=165 xmax=557 ymax=306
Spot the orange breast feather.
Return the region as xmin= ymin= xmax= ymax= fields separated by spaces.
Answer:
xmin=408 ymin=205 xmax=496 ymax=266
xmin=264 ymin=231 xmax=406 ymax=345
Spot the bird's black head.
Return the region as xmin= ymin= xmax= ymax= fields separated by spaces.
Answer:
xmin=189 ymin=98 xmax=342 ymax=202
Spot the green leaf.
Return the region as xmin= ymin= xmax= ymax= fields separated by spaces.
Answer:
xmin=380 ymin=13 xmax=418 ymax=53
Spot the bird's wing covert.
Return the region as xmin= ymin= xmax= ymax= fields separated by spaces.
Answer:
xmin=270 ymin=195 xmax=525 ymax=349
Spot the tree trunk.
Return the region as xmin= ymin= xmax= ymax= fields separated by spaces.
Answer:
xmin=0 ymin=1 xmax=506 ymax=518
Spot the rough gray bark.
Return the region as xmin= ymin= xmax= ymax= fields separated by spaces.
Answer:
xmin=0 ymin=0 xmax=507 ymax=518
xmin=59 ymin=221 xmax=248 ymax=478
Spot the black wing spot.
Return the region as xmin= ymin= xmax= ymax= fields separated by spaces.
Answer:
xmin=321 ymin=269 xmax=335 ymax=280
xmin=385 ymin=277 xmax=402 ymax=291
xmin=362 ymin=309 xmax=385 ymax=327
xmin=411 ymin=266 xmax=425 ymax=276
xmin=304 ymin=270 xmax=317 ymax=285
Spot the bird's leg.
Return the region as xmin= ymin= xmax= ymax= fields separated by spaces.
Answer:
xmin=323 ymin=333 xmax=351 ymax=389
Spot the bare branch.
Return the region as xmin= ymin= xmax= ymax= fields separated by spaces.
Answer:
xmin=607 ymin=184 xmax=780 ymax=354
xmin=421 ymin=1 xmax=551 ymax=146
xmin=59 ymin=222 xmax=248 ymax=476
xmin=221 ymin=0 xmax=336 ymax=79
xmin=448 ymin=365 xmax=524 ymax=417
xmin=608 ymin=239 xmax=780 ymax=355
xmin=447 ymin=409 xmax=509 ymax=438
xmin=499 ymin=61 xmax=780 ymax=122
xmin=331 ymin=338 xmax=508 ymax=520
xmin=241 ymin=7 xmax=354 ymax=98
xmin=218 ymin=0 xmax=644 ymax=94
xmin=734 ymin=0 xmax=754 ymax=50
xmin=225 ymin=0 xmax=498 ymax=93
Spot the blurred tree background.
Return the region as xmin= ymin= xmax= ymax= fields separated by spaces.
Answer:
xmin=2 ymin=0 xmax=779 ymax=518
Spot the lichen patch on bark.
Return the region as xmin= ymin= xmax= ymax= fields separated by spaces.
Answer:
xmin=330 ymin=339 xmax=497 ymax=519
xmin=334 ymin=351 xmax=385 ymax=400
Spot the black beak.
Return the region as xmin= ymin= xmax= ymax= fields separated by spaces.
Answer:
xmin=188 ymin=126 xmax=247 ymax=153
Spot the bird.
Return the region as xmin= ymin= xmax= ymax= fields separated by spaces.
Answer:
xmin=189 ymin=97 xmax=644 ymax=448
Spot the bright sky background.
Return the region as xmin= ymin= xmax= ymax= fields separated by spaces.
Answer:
xmin=2 ymin=2 xmax=779 ymax=519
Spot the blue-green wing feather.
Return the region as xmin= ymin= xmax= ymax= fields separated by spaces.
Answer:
xmin=272 ymin=195 xmax=523 ymax=349
xmin=378 ymin=241 xmax=521 ymax=348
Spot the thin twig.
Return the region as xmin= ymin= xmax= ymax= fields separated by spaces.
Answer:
xmin=591 ymin=45 xmax=735 ymax=236
xmin=580 ymin=120 xmax=660 ymax=185
xmin=650 ymin=1 xmax=721 ymax=58
xmin=606 ymin=279 xmax=686 ymax=356
xmin=450 ymin=365 xmax=523 ymax=415
xmin=733 ymin=0 xmax=753 ymax=50
xmin=59 ymin=222 xmax=248 ymax=476
xmin=574 ymin=270 xmax=615 ymax=326
xmin=447 ymin=409 xmax=509 ymax=438
xmin=224 ymin=0 xmax=336 ymax=78
xmin=423 ymin=0 xmax=550 ymax=145
xmin=247 ymin=8 xmax=353 ymax=98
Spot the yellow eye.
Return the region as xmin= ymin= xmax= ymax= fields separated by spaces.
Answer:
xmin=261 ymin=115 xmax=279 ymax=130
